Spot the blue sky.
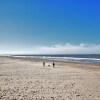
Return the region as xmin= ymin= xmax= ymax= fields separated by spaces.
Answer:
xmin=0 ymin=0 xmax=100 ymax=54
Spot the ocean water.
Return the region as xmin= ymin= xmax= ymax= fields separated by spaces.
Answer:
xmin=12 ymin=54 xmax=100 ymax=64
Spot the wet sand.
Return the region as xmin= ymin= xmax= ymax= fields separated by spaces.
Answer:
xmin=0 ymin=56 xmax=100 ymax=100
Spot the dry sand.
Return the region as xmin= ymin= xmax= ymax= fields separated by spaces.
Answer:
xmin=0 ymin=56 xmax=100 ymax=100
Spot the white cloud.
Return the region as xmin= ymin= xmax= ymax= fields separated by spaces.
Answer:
xmin=0 ymin=43 xmax=100 ymax=54
xmin=32 ymin=43 xmax=100 ymax=54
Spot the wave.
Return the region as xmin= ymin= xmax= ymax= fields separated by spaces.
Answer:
xmin=12 ymin=55 xmax=100 ymax=64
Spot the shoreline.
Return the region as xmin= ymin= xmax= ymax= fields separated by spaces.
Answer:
xmin=1 ymin=56 xmax=100 ymax=68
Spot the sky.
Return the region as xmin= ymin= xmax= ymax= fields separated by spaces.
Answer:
xmin=0 ymin=0 xmax=100 ymax=54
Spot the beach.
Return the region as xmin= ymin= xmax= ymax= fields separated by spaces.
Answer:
xmin=0 ymin=56 xmax=100 ymax=100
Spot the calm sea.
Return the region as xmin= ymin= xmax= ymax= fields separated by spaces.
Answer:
xmin=12 ymin=54 xmax=100 ymax=64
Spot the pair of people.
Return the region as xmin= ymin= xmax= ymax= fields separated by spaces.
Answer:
xmin=43 ymin=62 xmax=55 ymax=68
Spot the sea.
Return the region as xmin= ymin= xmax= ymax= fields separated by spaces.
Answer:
xmin=12 ymin=54 xmax=100 ymax=64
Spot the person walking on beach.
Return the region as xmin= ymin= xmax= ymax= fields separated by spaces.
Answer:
xmin=53 ymin=62 xmax=55 ymax=68
xmin=43 ymin=62 xmax=45 ymax=67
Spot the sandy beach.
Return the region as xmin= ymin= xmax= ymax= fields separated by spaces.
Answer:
xmin=0 ymin=56 xmax=100 ymax=100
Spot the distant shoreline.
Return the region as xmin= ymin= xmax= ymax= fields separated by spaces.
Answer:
xmin=1 ymin=56 xmax=100 ymax=69
xmin=5 ymin=54 xmax=100 ymax=64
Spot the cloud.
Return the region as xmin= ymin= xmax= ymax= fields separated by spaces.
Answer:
xmin=0 ymin=43 xmax=100 ymax=54
xmin=32 ymin=43 xmax=100 ymax=54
